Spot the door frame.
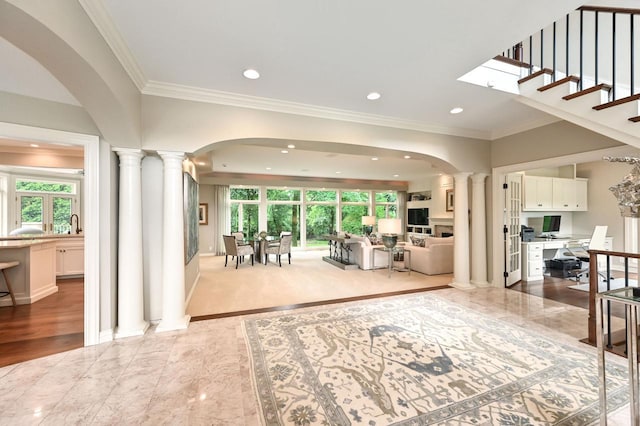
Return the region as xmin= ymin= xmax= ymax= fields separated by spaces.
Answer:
xmin=490 ymin=145 xmax=636 ymax=288
xmin=0 ymin=122 xmax=99 ymax=346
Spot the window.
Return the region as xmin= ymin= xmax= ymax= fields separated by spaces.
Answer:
xmin=14 ymin=177 xmax=79 ymax=234
xmin=306 ymin=190 xmax=337 ymax=247
xmin=341 ymin=190 xmax=369 ymax=235
xmin=375 ymin=191 xmax=398 ymax=219
xmin=230 ymin=186 xmax=259 ymax=238
xmin=267 ymin=188 xmax=301 ymax=245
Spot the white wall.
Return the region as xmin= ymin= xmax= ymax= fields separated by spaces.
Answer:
xmin=198 ymin=184 xmax=215 ymax=254
xmin=574 ymin=158 xmax=640 ymax=254
xmin=141 ymin=156 xmax=163 ymax=321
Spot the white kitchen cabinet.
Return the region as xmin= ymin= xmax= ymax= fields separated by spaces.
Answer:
xmin=523 ymin=176 xmax=553 ymax=210
xmin=574 ymin=178 xmax=588 ymax=211
xmin=552 ymin=178 xmax=576 ymax=210
xmin=56 ymin=238 xmax=84 ymax=277
xmin=523 ymin=175 xmax=588 ymax=211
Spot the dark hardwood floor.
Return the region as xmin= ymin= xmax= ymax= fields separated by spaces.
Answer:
xmin=510 ymin=272 xmax=630 ymax=317
xmin=0 ymin=278 xmax=84 ymax=368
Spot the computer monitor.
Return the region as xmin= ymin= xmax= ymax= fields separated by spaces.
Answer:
xmin=542 ymin=215 xmax=561 ymax=234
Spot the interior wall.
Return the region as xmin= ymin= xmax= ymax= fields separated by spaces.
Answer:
xmin=0 ymin=91 xmax=99 ymax=136
xmin=99 ymin=140 xmax=117 ymax=339
xmin=492 ymin=121 xmax=624 ymax=168
xmin=141 ymin=156 xmax=163 ymax=321
xmin=574 ymin=158 xmax=639 ymax=254
xmin=198 ymin=184 xmax=215 ymax=254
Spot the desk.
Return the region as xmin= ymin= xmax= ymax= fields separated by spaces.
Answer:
xmin=521 ymin=235 xmax=613 ymax=282
xmin=596 ymin=287 xmax=640 ymax=425
xmin=372 ymin=246 xmax=411 ymax=278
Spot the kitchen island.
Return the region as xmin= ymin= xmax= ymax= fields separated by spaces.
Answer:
xmin=0 ymin=239 xmax=57 ymax=307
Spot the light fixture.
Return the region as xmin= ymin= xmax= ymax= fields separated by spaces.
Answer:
xmin=378 ymin=218 xmax=402 ymax=249
xmin=287 ymin=144 xmax=296 ymax=149
xmin=362 ymin=215 xmax=376 ymax=236
xmin=30 ymin=144 xmax=39 ymax=148
xmin=243 ymin=68 xmax=260 ymax=79
xmin=336 ymin=171 xmax=341 ymax=174
xmin=367 ymin=92 xmax=381 ymax=100
xmin=450 ymin=107 xmax=464 ymax=114
xmin=266 ymin=167 xmax=272 ymax=170
xmin=281 ymin=150 xmax=289 ymax=154
xmin=393 ymin=174 xmax=400 ymax=177
xmin=404 ymin=155 xmax=411 ymax=159
xmin=371 ymin=157 xmax=378 ymax=161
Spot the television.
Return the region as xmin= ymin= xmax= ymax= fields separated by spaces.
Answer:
xmin=408 ymin=208 xmax=429 ymax=225
xmin=542 ymin=215 xmax=561 ymax=234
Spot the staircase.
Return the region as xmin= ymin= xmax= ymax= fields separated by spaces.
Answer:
xmin=499 ymin=7 xmax=640 ymax=147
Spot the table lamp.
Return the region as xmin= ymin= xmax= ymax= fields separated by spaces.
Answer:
xmin=361 ymin=216 xmax=376 ymax=236
xmin=378 ymin=218 xmax=402 ymax=249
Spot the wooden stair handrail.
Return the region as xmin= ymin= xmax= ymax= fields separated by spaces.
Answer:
xmin=593 ymin=93 xmax=640 ymax=111
xmin=537 ymin=76 xmax=580 ymax=92
xmin=493 ymin=55 xmax=531 ymax=69
xmin=517 ymin=68 xmax=553 ymax=85
xmin=562 ymin=83 xmax=611 ymax=100
xmin=579 ymin=6 xmax=640 ymax=15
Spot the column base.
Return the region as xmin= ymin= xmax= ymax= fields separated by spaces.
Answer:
xmin=115 ymin=321 xmax=150 ymax=339
xmin=156 ymin=315 xmax=191 ymax=333
xmin=449 ymin=280 xmax=475 ymax=289
xmin=470 ymin=280 xmax=492 ymax=288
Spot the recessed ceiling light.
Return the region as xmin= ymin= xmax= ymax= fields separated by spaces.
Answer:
xmin=404 ymin=155 xmax=411 ymax=159
xmin=287 ymin=144 xmax=296 ymax=149
xmin=393 ymin=174 xmax=400 ymax=177
xmin=30 ymin=144 xmax=39 ymax=148
xmin=371 ymin=157 xmax=378 ymax=161
xmin=281 ymin=150 xmax=289 ymax=154
xmin=336 ymin=171 xmax=342 ymax=174
xmin=450 ymin=107 xmax=464 ymax=114
xmin=367 ymin=92 xmax=381 ymax=100
xmin=266 ymin=167 xmax=272 ymax=170
xmin=196 ymin=161 xmax=206 ymax=166
xmin=243 ymin=68 xmax=260 ymax=79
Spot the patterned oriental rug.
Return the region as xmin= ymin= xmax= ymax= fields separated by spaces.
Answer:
xmin=243 ymin=295 xmax=628 ymax=425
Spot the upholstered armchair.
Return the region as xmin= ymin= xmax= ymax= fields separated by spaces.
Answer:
xmin=264 ymin=234 xmax=292 ymax=266
xmin=223 ymin=235 xmax=254 ymax=269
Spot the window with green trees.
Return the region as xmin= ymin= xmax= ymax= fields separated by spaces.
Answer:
xmin=230 ymin=186 xmax=259 ymax=238
xmin=305 ymin=190 xmax=337 ymax=246
xmin=375 ymin=191 xmax=398 ymax=219
xmin=15 ymin=178 xmax=78 ymax=234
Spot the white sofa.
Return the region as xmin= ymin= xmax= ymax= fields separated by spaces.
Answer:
xmin=406 ymin=236 xmax=454 ymax=275
xmin=351 ymin=236 xmax=390 ymax=270
xmin=351 ymin=235 xmax=454 ymax=275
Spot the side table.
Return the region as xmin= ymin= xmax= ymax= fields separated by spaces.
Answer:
xmin=372 ymin=246 xmax=411 ymax=278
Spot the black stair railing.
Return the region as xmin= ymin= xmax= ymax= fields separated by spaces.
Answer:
xmin=502 ymin=6 xmax=640 ymax=102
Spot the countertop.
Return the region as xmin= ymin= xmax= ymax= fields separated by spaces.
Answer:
xmin=0 ymin=239 xmax=56 ymax=248
xmin=0 ymin=234 xmax=84 ymax=241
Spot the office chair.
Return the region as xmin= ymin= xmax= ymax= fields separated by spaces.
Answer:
xmin=564 ymin=225 xmax=610 ymax=283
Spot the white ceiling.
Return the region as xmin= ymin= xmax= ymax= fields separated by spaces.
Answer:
xmin=1 ymin=0 xmax=634 ymax=182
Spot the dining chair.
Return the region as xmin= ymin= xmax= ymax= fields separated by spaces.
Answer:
xmin=223 ymin=235 xmax=254 ymax=269
xmin=231 ymin=231 xmax=246 ymax=262
xmin=264 ymin=234 xmax=292 ymax=266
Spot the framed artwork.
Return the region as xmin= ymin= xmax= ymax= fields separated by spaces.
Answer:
xmin=183 ymin=172 xmax=199 ymax=264
xmin=446 ymin=189 xmax=454 ymax=212
xmin=199 ymin=203 xmax=208 ymax=225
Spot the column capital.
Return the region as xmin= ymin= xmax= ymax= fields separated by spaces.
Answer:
xmin=470 ymin=173 xmax=489 ymax=183
xmin=453 ymin=172 xmax=473 ymax=182
xmin=113 ymin=147 xmax=144 ymax=159
xmin=157 ymin=151 xmax=185 ymax=161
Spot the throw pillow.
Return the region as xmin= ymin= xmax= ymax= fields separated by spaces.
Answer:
xmin=367 ymin=235 xmax=379 ymax=245
xmin=410 ymin=235 xmax=425 ymax=247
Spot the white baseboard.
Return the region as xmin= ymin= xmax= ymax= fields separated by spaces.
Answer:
xmin=99 ymin=329 xmax=114 ymax=343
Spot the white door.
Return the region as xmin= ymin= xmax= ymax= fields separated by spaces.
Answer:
xmin=505 ymin=174 xmax=522 ymax=286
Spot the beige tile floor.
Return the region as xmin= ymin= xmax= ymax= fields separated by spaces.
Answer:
xmin=0 ymin=262 xmax=632 ymax=424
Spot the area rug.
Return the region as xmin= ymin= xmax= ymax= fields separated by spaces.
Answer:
xmin=568 ymin=278 xmax=638 ymax=292
xmin=243 ymin=294 xmax=629 ymax=425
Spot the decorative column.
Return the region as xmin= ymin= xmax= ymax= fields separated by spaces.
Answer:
xmin=114 ymin=149 xmax=148 ymax=338
xmin=470 ymin=173 xmax=490 ymax=287
xmin=451 ymin=172 xmax=473 ymax=289
xmin=156 ymin=151 xmax=190 ymax=332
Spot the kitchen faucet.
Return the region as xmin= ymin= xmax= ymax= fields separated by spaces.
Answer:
xmin=70 ymin=214 xmax=82 ymax=234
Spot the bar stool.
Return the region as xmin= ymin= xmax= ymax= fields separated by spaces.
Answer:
xmin=0 ymin=261 xmax=19 ymax=307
